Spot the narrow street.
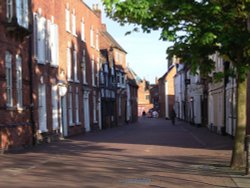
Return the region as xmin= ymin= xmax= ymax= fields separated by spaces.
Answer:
xmin=0 ymin=118 xmax=244 ymax=188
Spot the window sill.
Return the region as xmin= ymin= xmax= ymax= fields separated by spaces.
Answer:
xmin=38 ymin=129 xmax=48 ymax=133
xmin=74 ymin=80 xmax=80 ymax=83
xmin=69 ymin=123 xmax=75 ymax=127
xmin=6 ymin=106 xmax=15 ymax=110
xmin=75 ymin=122 xmax=81 ymax=126
xmin=68 ymin=79 xmax=74 ymax=82
xmin=50 ymin=64 xmax=59 ymax=68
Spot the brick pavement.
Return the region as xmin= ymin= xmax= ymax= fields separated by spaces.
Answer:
xmin=0 ymin=117 xmax=249 ymax=188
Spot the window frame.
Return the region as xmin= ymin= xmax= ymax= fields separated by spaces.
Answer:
xmin=16 ymin=54 xmax=23 ymax=108
xmin=5 ymin=51 xmax=13 ymax=107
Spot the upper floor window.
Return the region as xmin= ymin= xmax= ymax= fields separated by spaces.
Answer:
xmin=6 ymin=0 xmax=13 ymax=21
xmin=65 ymin=4 xmax=70 ymax=32
xmin=82 ymin=49 xmax=87 ymax=84
xmin=96 ymin=31 xmax=99 ymax=50
xmin=33 ymin=12 xmax=46 ymax=64
xmin=81 ymin=18 xmax=85 ymax=41
xmin=90 ymin=25 xmax=94 ymax=47
xmin=5 ymin=51 xmax=13 ymax=107
xmin=16 ymin=55 xmax=22 ymax=108
xmin=73 ymin=47 xmax=78 ymax=82
xmin=16 ymin=0 xmax=29 ymax=28
xmin=50 ymin=20 xmax=59 ymax=67
xmin=67 ymin=43 xmax=72 ymax=81
xmin=71 ymin=9 xmax=76 ymax=36
xmin=91 ymin=56 xmax=95 ymax=86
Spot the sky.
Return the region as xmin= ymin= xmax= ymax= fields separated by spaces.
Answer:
xmin=84 ymin=0 xmax=171 ymax=83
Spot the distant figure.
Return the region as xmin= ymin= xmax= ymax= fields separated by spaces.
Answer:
xmin=142 ymin=111 xmax=146 ymax=116
xmin=152 ymin=111 xmax=158 ymax=118
xmin=170 ymin=109 xmax=176 ymax=125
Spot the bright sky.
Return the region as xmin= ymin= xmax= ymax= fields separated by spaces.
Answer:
xmin=84 ymin=0 xmax=171 ymax=83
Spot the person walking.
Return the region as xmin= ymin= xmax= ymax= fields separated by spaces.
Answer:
xmin=170 ymin=109 xmax=176 ymax=125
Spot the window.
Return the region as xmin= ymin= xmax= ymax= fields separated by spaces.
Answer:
xmin=16 ymin=55 xmax=22 ymax=108
xmin=81 ymin=18 xmax=85 ymax=41
xmin=82 ymin=49 xmax=87 ymax=84
xmin=5 ymin=51 xmax=12 ymax=107
xmin=67 ymin=43 xmax=72 ymax=80
xmin=68 ymin=86 xmax=73 ymax=125
xmin=71 ymin=9 xmax=76 ymax=36
xmin=96 ymin=57 xmax=100 ymax=86
xmin=75 ymin=87 xmax=79 ymax=123
xmin=6 ymin=0 xmax=13 ymax=21
xmin=50 ymin=22 xmax=59 ymax=67
xmin=38 ymin=83 xmax=47 ymax=132
xmin=65 ymin=4 xmax=70 ymax=32
xmin=52 ymin=85 xmax=59 ymax=130
xmin=91 ymin=56 xmax=95 ymax=86
xmin=33 ymin=13 xmax=46 ymax=64
xmin=90 ymin=25 xmax=94 ymax=47
xmin=73 ymin=48 xmax=78 ymax=82
xmin=96 ymin=31 xmax=99 ymax=50
xmin=16 ymin=0 xmax=29 ymax=28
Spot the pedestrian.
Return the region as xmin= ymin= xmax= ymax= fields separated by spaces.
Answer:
xmin=170 ymin=109 xmax=176 ymax=125
xmin=142 ymin=110 xmax=146 ymax=116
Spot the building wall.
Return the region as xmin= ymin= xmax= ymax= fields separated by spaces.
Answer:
xmin=0 ymin=0 xmax=32 ymax=150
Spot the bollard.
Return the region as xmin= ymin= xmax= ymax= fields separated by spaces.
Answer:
xmin=246 ymin=135 xmax=250 ymax=175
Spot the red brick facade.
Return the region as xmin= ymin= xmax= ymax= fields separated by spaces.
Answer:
xmin=0 ymin=1 xmax=138 ymax=150
xmin=0 ymin=0 xmax=32 ymax=150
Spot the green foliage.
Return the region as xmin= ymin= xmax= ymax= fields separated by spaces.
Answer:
xmin=102 ymin=0 xmax=250 ymax=81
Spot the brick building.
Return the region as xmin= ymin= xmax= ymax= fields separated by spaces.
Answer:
xmin=158 ymin=65 xmax=176 ymax=119
xmin=0 ymin=0 xmax=33 ymax=151
xmin=0 ymin=0 xmax=138 ymax=150
xmin=137 ymin=79 xmax=153 ymax=116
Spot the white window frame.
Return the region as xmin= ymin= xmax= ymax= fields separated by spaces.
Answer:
xmin=71 ymin=9 xmax=76 ymax=36
xmin=81 ymin=18 xmax=85 ymax=41
xmin=52 ymin=84 xmax=59 ymax=130
xmin=6 ymin=0 xmax=13 ymax=21
xmin=96 ymin=31 xmax=99 ymax=50
xmin=73 ymin=48 xmax=78 ymax=82
xmin=75 ymin=87 xmax=79 ymax=124
xmin=90 ymin=25 xmax=94 ymax=48
xmin=91 ymin=56 xmax=95 ymax=86
xmin=65 ymin=4 xmax=70 ymax=32
xmin=50 ymin=22 xmax=59 ymax=67
xmin=34 ymin=12 xmax=46 ymax=64
xmin=67 ymin=43 xmax=72 ymax=81
xmin=38 ymin=83 xmax=47 ymax=132
xmin=5 ymin=51 xmax=13 ymax=107
xmin=82 ymin=49 xmax=87 ymax=84
xmin=68 ymin=86 xmax=73 ymax=125
xmin=16 ymin=55 xmax=23 ymax=108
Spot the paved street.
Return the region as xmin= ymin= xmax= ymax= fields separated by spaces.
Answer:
xmin=0 ymin=118 xmax=248 ymax=188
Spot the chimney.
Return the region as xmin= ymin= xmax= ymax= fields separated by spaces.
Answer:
xmin=92 ymin=4 xmax=101 ymax=19
xmin=101 ymin=23 xmax=107 ymax=32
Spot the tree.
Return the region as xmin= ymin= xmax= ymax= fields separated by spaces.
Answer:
xmin=102 ymin=0 xmax=250 ymax=169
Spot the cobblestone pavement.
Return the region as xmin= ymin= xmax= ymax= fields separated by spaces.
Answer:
xmin=0 ymin=118 xmax=248 ymax=188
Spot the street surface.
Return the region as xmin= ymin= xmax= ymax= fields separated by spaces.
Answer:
xmin=0 ymin=118 xmax=244 ymax=188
